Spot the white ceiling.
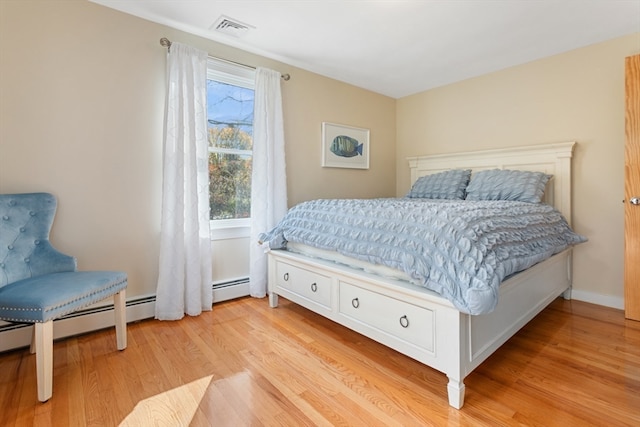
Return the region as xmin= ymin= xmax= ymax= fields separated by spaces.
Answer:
xmin=90 ymin=0 xmax=640 ymax=98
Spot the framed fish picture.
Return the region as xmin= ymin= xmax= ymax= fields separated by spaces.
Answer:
xmin=321 ymin=122 xmax=370 ymax=169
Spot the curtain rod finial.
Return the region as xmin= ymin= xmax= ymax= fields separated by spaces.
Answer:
xmin=160 ymin=38 xmax=172 ymax=49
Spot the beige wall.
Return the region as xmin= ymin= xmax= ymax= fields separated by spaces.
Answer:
xmin=0 ymin=1 xmax=396 ymax=299
xmin=397 ymin=33 xmax=640 ymax=305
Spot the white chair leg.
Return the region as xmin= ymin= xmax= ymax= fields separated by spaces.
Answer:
xmin=30 ymin=325 xmax=36 ymax=354
xmin=114 ymin=290 xmax=127 ymax=350
xmin=35 ymin=321 xmax=53 ymax=402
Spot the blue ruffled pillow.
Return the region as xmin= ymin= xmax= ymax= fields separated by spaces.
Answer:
xmin=406 ymin=169 xmax=471 ymax=200
xmin=465 ymin=169 xmax=551 ymax=203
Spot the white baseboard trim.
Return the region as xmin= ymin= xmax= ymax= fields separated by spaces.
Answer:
xmin=571 ymin=289 xmax=624 ymax=310
xmin=213 ymin=281 xmax=250 ymax=302
xmin=0 ymin=280 xmax=250 ymax=353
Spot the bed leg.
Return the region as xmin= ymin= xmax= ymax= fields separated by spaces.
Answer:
xmin=447 ymin=377 xmax=465 ymax=409
xmin=269 ymin=292 xmax=279 ymax=308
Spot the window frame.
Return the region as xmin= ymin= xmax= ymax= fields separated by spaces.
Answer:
xmin=206 ymin=58 xmax=255 ymax=240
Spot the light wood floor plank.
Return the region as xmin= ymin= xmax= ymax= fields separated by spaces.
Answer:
xmin=0 ymin=297 xmax=638 ymax=426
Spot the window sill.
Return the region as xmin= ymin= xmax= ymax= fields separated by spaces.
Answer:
xmin=210 ymin=220 xmax=251 ymax=241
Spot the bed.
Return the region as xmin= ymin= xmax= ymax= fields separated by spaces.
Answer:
xmin=264 ymin=141 xmax=583 ymax=408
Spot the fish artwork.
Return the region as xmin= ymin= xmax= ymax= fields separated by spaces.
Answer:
xmin=330 ymin=135 xmax=363 ymax=158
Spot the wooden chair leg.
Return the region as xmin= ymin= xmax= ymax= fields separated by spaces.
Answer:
xmin=114 ymin=290 xmax=127 ymax=350
xmin=35 ymin=321 xmax=53 ymax=402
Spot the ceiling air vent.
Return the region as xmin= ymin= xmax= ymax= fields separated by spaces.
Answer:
xmin=211 ymin=15 xmax=254 ymax=38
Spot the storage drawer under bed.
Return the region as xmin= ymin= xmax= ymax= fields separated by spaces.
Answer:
xmin=338 ymin=281 xmax=435 ymax=352
xmin=274 ymin=260 xmax=332 ymax=309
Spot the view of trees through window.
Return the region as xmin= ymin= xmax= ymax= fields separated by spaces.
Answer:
xmin=207 ymin=80 xmax=254 ymax=221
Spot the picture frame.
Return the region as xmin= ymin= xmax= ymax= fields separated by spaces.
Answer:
xmin=321 ymin=122 xmax=370 ymax=169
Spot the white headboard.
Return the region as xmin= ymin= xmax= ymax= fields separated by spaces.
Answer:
xmin=407 ymin=142 xmax=576 ymax=225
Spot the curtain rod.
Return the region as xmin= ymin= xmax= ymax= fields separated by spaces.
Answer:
xmin=159 ymin=37 xmax=290 ymax=81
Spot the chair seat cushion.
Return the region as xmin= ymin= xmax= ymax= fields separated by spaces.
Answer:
xmin=0 ymin=271 xmax=127 ymax=323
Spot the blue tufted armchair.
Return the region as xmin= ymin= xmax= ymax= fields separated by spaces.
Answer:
xmin=0 ymin=192 xmax=127 ymax=402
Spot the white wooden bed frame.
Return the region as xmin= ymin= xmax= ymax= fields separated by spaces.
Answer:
xmin=267 ymin=141 xmax=576 ymax=408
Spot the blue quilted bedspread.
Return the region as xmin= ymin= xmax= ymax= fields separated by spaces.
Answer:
xmin=259 ymin=198 xmax=587 ymax=315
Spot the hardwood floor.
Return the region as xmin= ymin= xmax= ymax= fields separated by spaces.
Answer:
xmin=0 ymin=296 xmax=638 ymax=426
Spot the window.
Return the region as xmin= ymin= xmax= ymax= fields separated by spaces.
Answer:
xmin=207 ymin=59 xmax=255 ymax=234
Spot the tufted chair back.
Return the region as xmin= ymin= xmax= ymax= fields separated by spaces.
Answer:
xmin=0 ymin=193 xmax=77 ymax=288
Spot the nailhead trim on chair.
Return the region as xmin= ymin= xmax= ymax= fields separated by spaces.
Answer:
xmin=0 ymin=277 xmax=127 ymax=323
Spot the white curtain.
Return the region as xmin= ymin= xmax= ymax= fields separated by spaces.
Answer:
xmin=155 ymin=42 xmax=213 ymax=320
xmin=249 ymin=67 xmax=288 ymax=297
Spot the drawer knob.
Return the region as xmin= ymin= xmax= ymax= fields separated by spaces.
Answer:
xmin=399 ymin=315 xmax=409 ymax=328
xmin=310 ymin=282 xmax=318 ymax=292
xmin=351 ymin=298 xmax=360 ymax=309
xmin=283 ymin=272 xmax=289 ymax=281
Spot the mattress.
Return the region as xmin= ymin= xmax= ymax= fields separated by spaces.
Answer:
xmin=286 ymin=241 xmax=413 ymax=282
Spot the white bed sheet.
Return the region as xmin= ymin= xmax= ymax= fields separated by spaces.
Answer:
xmin=286 ymin=241 xmax=413 ymax=282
